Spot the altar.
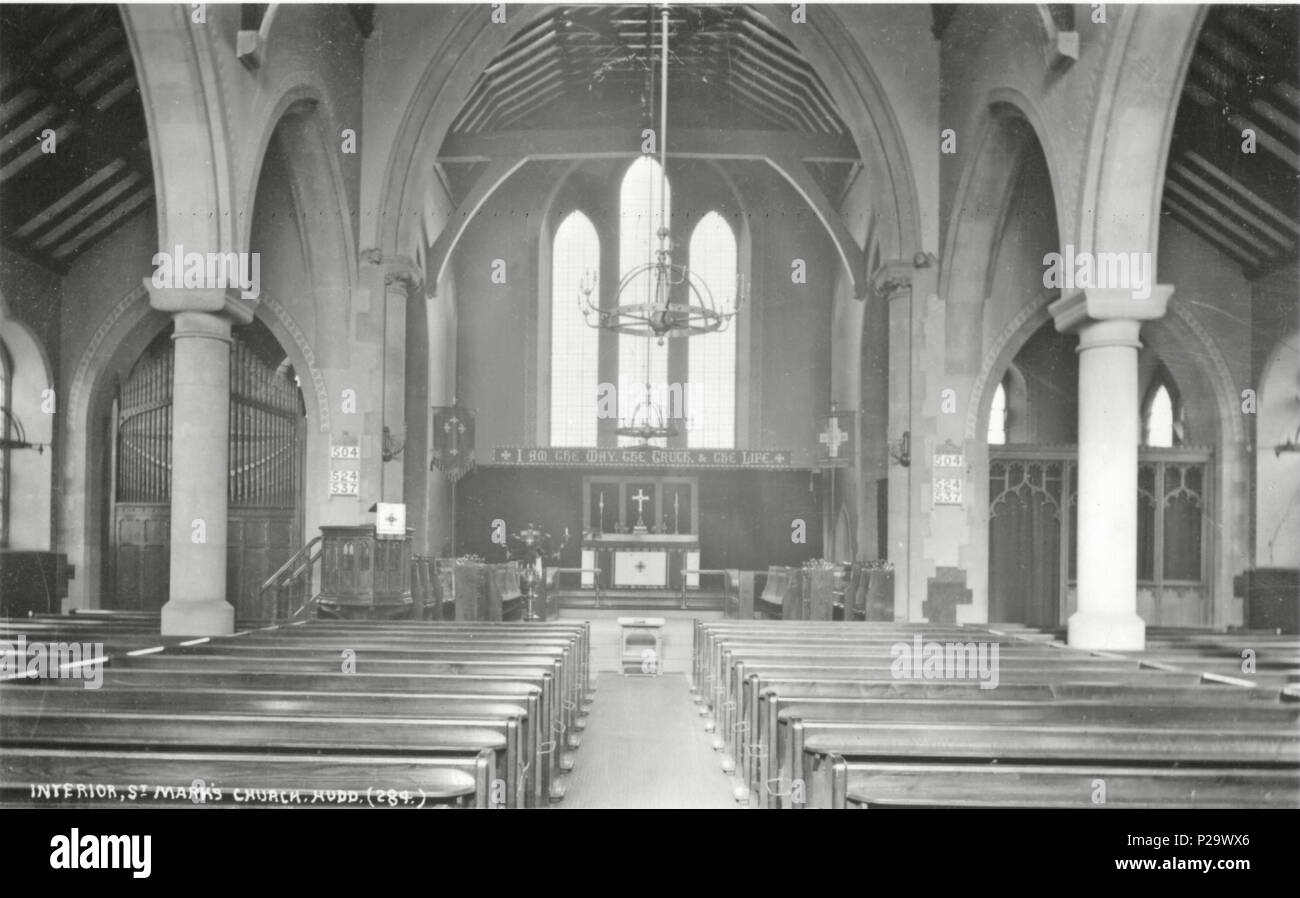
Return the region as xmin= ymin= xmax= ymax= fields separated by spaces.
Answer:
xmin=579 ymin=475 xmax=700 ymax=591
xmin=582 ymin=533 xmax=701 ymax=590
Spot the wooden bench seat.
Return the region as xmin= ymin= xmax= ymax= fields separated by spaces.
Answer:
xmin=244 ymin=619 xmax=594 ymax=700
xmin=720 ymin=661 xmax=1215 ymax=769
xmin=181 ymin=637 xmax=587 ymax=725
xmin=0 ymin=685 xmax=545 ymax=807
xmin=113 ymin=651 xmax=580 ymax=754
xmin=797 ymin=721 xmax=1300 ymax=809
xmin=839 ymin=762 xmax=1300 ymax=809
xmin=0 ymin=709 xmax=526 ymax=809
xmin=2 ymin=746 xmax=492 ymax=808
xmin=48 ymin=664 xmax=569 ymax=801
xmin=765 ymin=698 xmax=1300 ymax=808
xmin=4 ymin=615 xmax=590 ymax=807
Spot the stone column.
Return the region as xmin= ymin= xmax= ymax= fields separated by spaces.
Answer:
xmin=383 ymin=258 xmax=418 ymax=503
xmin=874 ymin=261 xmax=914 ymax=621
xmin=1050 ymin=286 xmax=1171 ymax=650
xmin=162 ymin=310 xmax=237 ymax=636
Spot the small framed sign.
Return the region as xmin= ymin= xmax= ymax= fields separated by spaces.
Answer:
xmin=329 ymin=469 xmax=359 ymax=496
xmin=931 ymin=440 xmax=964 ymax=507
xmin=330 ymin=433 xmax=361 ymax=498
xmin=376 ymin=502 xmax=406 ymax=536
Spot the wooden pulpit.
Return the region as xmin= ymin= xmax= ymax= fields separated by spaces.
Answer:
xmin=317 ymin=525 xmax=413 ymax=619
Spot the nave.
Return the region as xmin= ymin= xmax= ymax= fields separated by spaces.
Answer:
xmin=3 ymin=611 xmax=1297 ymax=810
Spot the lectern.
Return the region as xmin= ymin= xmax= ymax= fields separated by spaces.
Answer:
xmin=317 ymin=525 xmax=413 ymax=619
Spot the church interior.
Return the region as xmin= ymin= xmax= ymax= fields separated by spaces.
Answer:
xmin=0 ymin=3 xmax=1297 ymax=813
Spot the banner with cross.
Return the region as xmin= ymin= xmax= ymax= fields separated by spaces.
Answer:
xmin=816 ymin=410 xmax=855 ymax=468
xmin=431 ymin=405 xmax=476 ymax=482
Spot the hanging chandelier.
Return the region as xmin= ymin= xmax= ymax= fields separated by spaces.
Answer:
xmin=615 ymin=382 xmax=679 ymax=447
xmin=578 ymin=3 xmax=745 ymax=345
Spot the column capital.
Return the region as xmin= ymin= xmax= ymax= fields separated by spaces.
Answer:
xmin=171 ymin=309 xmax=233 ymax=343
xmin=145 ymin=283 xmax=254 ymax=325
xmin=1049 ymin=285 xmax=1172 ymax=334
xmin=362 ymin=250 xmax=423 ymax=296
xmin=870 ymin=259 xmax=914 ymax=303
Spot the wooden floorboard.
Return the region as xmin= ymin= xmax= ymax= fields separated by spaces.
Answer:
xmin=559 ymin=672 xmax=738 ymax=809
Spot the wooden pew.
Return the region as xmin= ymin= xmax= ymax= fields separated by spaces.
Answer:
xmin=3 ymin=746 xmax=493 ymax=809
xmin=767 ymin=697 xmax=1300 ymax=808
xmin=487 ymin=563 xmax=525 ymax=621
xmin=82 ymin=660 xmax=569 ymax=802
xmin=5 ymin=615 xmax=590 ymax=805
xmin=153 ymin=641 xmax=582 ymax=750
xmin=0 ymin=709 xmax=523 ymax=809
xmin=165 ymin=636 xmax=583 ymax=762
xmin=800 ymin=721 xmax=1300 ymax=809
xmin=728 ymin=662 xmax=1219 ymax=791
xmin=714 ymin=645 xmax=1183 ymax=763
xmin=227 ymin=625 xmax=591 ymax=717
xmin=83 ymin=662 xmax=568 ymax=800
xmin=691 ymin=622 xmax=1284 ymax=790
xmin=694 ymin=620 xmax=1300 ymax=811
xmin=10 ymin=615 xmax=579 ymax=805
xmin=1 ymin=685 xmax=543 ymax=807
xmin=839 ymin=762 xmax=1300 ymax=809
xmin=265 ymin=618 xmax=593 ymax=698
xmin=9 ymin=616 xmax=593 ymax=721
xmin=750 ymin=681 xmax=1296 ymax=804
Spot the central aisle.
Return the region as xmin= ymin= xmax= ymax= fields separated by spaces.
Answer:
xmin=559 ymin=672 xmax=738 ymax=809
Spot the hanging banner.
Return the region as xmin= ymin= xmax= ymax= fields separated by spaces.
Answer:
xmin=816 ymin=411 xmax=855 ymax=468
xmin=431 ymin=406 xmax=476 ymax=481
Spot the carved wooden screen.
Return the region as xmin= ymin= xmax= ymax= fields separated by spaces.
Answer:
xmin=988 ymin=446 xmax=1212 ymax=628
xmin=110 ymin=326 xmax=304 ymax=614
xmin=988 ymin=452 xmax=1067 ymax=628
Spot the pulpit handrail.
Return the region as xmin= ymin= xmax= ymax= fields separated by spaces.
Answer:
xmin=259 ymin=535 xmax=323 ymax=622
xmin=261 ymin=536 xmax=322 ymax=592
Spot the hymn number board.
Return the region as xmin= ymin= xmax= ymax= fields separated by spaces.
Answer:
xmin=932 ymin=441 xmax=965 ymax=506
xmin=330 ymin=438 xmax=361 ymax=497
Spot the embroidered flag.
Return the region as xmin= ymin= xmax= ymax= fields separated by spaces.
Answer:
xmin=816 ymin=411 xmax=855 ymax=468
xmin=431 ymin=406 xmax=476 ymax=481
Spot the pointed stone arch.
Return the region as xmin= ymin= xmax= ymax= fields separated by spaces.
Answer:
xmin=120 ymin=5 xmax=238 ymax=258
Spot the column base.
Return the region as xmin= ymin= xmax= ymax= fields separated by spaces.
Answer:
xmin=161 ymin=599 xmax=235 ymax=637
xmin=1067 ymin=610 xmax=1145 ymax=651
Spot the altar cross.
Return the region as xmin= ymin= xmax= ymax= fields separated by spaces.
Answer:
xmin=819 ymin=417 xmax=848 ymax=458
xmin=632 ymin=489 xmax=651 ymax=519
